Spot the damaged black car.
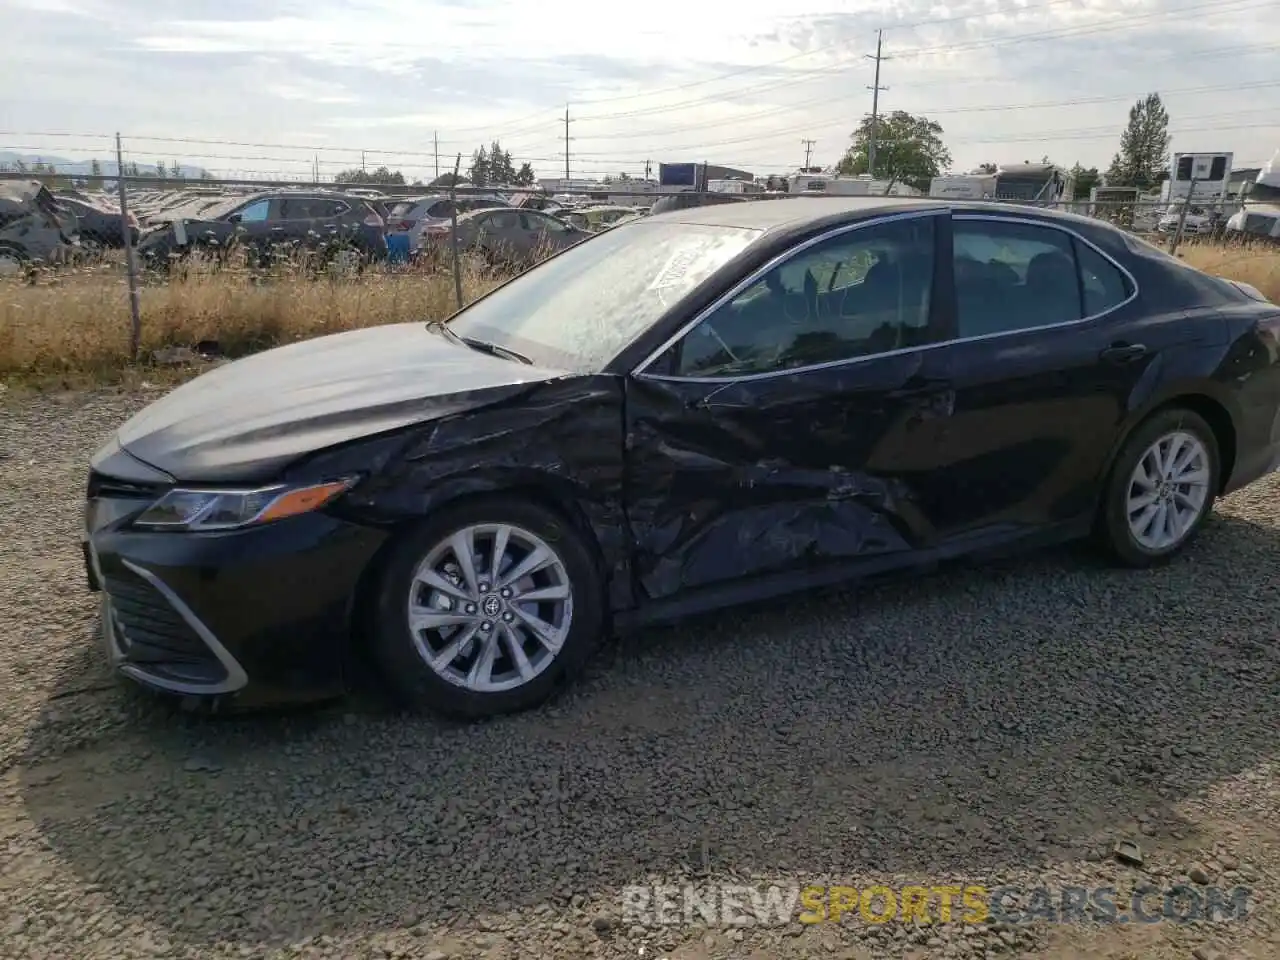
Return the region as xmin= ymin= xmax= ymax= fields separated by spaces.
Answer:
xmin=83 ymin=197 xmax=1280 ymax=718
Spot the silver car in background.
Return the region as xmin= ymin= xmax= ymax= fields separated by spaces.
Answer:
xmin=385 ymin=194 xmax=510 ymax=252
xmin=433 ymin=206 xmax=590 ymax=268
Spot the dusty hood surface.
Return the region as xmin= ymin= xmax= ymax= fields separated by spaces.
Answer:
xmin=116 ymin=323 xmax=565 ymax=482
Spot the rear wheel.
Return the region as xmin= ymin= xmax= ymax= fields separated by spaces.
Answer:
xmin=369 ymin=497 xmax=605 ymax=719
xmin=1096 ymin=408 xmax=1219 ymax=566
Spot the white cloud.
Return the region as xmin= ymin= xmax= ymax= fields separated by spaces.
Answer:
xmin=1 ymin=0 xmax=1276 ymax=181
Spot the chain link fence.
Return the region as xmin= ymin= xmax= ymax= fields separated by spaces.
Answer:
xmin=1 ymin=163 xmax=1275 ymax=377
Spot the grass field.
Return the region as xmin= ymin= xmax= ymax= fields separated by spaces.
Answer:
xmin=2 ymin=240 xmax=1278 ymax=386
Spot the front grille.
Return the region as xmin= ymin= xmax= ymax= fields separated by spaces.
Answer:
xmin=87 ymin=471 xmax=166 ymax=500
xmin=103 ymin=573 xmax=223 ymax=675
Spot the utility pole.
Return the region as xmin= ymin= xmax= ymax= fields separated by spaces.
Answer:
xmin=801 ymin=139 xmax=816 ymax=170
xmin=433 ymin=131 xmax=439 ymax=181
xmin=562 ymin=105 xmax=573 ymax=183
xmin=361 ymin=150 xmax=367 ymax=173
xmin=866 ymin=29 xmax=890 ymax=178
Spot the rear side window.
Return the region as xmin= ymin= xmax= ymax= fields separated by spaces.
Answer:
xmin=424 ymin=200 xmax=453 ymax=218
xmin=952 ymin=219 xmax=1081 ymax=337
xmin=1074 ymin=239 xmax=1131 ymax=315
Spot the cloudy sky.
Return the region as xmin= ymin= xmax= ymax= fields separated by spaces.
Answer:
xmin=1 ymin=0 xmax=1276 ymax=182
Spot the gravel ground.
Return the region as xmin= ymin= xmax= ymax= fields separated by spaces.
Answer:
xmin=2 ymin=387 xmax=1279 ymax=960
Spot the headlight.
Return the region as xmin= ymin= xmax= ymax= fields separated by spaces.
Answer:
xmin=132 ymin=478 xmax=357 ymax=532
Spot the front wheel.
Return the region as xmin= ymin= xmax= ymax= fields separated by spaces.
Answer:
xmin=369 ymin=498 xmax=605 ymax=719
xmin=1095 ymin=408 xmax=1220 ymax=567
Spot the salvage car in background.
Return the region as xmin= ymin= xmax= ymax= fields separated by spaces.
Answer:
xmin=83 ymin=197 xmax=1280 ymax=719
xmin=55 ymin=193 xmax=140 ymax=251
xmin=385 ymin=194 xmax=510 ymax=253
xmin=136 ymin=191 xmax=388 ymax=271
xmin=427 ymin=206 xmax=589 ymax=268
xmin=0 ymin=180 xmax=80 ymax=275
xmin=557 ymin=204 xmax=644 ymax=234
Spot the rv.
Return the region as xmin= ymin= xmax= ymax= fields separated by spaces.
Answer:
xmin=789 ymin=173 xmax=920 ymax=196
xmin=929 ymin=164 xmax=1072 ymax=203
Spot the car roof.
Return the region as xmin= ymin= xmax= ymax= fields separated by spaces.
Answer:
xmin=648 ymin=196 xmax=944 ymax=231
xmin=646 ymin=195 xmax=1136 ymax=241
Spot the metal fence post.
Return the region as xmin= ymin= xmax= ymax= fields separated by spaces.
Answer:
xmin=1169 ymin=178 xmax=1198 ymax=256
xmin=448 ymin=153 xmax=463 ymax=311
xmin=115 ymin=133 xmax=142 ymax=360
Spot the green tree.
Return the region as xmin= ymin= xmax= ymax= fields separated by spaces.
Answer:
xmin=1105 ymin=92 xmax=1170 ymax=190
xmin=89 ymin=157 xmax=102 ymax=177
xmin=1069 ymin=163 xmax=1101 ymax=200
xmin=513 ymin=162 xmax=536 ymax=187
xmin=468 ymin=146 xmax=491 ymax=187
xmin=487 ymin=141 xmax=517 ymax=184
xmin=334 ymin=166 xmax=405 ymax=184
xmin=836 ymin=110 xmax=951 ymax=193
xmin=430 ymin=171 xmax=466 ymax=188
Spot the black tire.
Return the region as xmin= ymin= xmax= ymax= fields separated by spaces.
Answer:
xmin=368 ymin=496 xmax=606 ymax=719
xmin=1095 ymin=407 xmax=1220 ymax=567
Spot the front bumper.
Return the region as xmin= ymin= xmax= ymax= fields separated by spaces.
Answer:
xmin=85 ymin=498 xmax=389 ymax=707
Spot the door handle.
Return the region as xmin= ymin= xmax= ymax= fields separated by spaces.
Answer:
xmin=1100 ymin=342 xmax=1147 ymax=364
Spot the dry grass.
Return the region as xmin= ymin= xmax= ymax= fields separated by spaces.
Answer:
xmin=2 ymin=238 xmax=1278 ymax=388
xmin=1179 ymin=242 xmax=1280 ymax=298
xmin=0 ymin=256 xmax=503 ymax=387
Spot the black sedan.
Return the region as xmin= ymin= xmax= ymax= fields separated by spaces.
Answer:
xmin=83 ymin=198 xmax=1280 ymax=718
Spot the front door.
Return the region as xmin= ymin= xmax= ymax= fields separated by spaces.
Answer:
xmin=623 ymin=211 xmax=961 ymax=602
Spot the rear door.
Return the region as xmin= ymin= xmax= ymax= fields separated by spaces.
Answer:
xmin=918 ymin=212 xmax=1190 ymax=539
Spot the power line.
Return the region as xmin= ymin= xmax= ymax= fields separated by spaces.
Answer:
xmin=575 ymin=0 xmax=1270 ymax=122
xmin=564 ymin=79 xmax=1280 ymax=159
xmin=575 ymin=41 xmax=1275 ymax=142
xmin=567 ymin=0 xmax=1119 ymax=109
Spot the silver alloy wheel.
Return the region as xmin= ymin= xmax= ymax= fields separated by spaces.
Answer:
xmin=406 ymin=523 xmax=574 ymax=693
xmin=0 ymin=252 xmax=23 ymax=278
xmin=1125 ymin=429 xmax=1211 ymax=551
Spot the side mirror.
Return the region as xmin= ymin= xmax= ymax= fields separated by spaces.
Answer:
xmin=226 ymin=213 xmax=242 ymax=224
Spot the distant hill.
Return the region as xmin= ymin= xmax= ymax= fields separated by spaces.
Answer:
xmin=0 ymin=152 xmax=213 ymax=179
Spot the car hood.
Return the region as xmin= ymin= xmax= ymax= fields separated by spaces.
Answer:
xmin=116 ymin=323 xmax=566 ymax=483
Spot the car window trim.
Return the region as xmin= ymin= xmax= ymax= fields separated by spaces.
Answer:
xmin=633 ymin=210 xmax=1140 ymax=385
xmin=631 ymin=209 xmax=943 ymax=383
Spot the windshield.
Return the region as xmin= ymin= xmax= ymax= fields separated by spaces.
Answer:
xmin=447 ymin=220 xmax=762 ymax=371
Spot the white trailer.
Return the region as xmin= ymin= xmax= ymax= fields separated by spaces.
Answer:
xmin=929 ymin=174 xmax=997 ymax=199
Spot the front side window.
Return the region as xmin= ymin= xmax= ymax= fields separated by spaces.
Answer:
xmin=233 ymin=199 xmax=270 ymax=222
xmin=952 ymin=219 xmax=1082 ymax=336
xmin=674 ymin=215 xmax=937 ymax=378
